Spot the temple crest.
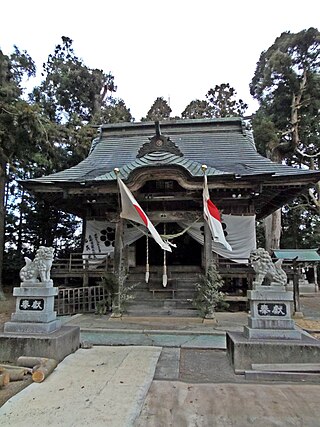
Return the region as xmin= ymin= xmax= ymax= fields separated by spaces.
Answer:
xmin=137 ymin=121 xmax=183 ymax=158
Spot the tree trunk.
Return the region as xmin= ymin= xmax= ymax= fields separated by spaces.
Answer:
xmin=264 ymin=209 xmax=281 ymax=253
xmin=0 ymin=363 xmax=32 ymax=374
xmin=16 ymin=356 xmax=50 ymax=367
xmin=0 ymin=372 xmax=10 ymax=387
xmin=16 ymin=186 xmax=26 ymax=255
xmin=16 ymin=356 xmax=58 ymax=383
xmin=293 ymin=262 xmax=301 ymax=314
xmin=32 ymin=359 xmax=58 ymax=383
xmin=0 ymin=367 xmax=29 ymax=381
xmin=0 ymin=160 xmax=6 ymax=300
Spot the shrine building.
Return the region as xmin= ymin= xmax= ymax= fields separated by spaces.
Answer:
xmin=22 ymin=118 xmax=320 ymax=311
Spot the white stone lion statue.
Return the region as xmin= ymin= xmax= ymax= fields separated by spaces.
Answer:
xmin=20 ymin=246 xmax=54 ymax=283
xmin=250 ymin=248 xmax=287 ymax=286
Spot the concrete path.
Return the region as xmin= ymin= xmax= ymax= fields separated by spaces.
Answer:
xmin=64 ymin=312 xmax=248 ymax=333
xmin=136 ymin=380 xmax=320 ymax=426
xmin=1 ymin=295 xmax=320 ymax=426
xmin=0 ymin=346 xmax=161 ymax=427
xmin=63 ymin=312 xmax=248 ymax=348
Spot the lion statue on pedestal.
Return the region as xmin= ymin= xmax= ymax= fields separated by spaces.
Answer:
xmin=250 ymin=248 xmax=287 ymax=287
xmin=20 ymin=246 xmax=54 ymax=283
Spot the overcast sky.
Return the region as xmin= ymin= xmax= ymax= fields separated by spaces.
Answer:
xmin=1 ymin=0 xmax=319 ymax=121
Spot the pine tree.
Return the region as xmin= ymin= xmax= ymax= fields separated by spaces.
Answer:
xmin=193 ymin=264 xmax=228 ymax=318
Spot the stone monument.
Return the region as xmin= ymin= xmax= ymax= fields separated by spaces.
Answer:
xmin=0 ymin=247 xmax=80 ymax=362
xmin=244 ymin=248 xmax=301 ymax=340
xmin=4 ymin=247 xmax=61 ymax=334
xmin=227 ymin=248 xmax=320 ymax=374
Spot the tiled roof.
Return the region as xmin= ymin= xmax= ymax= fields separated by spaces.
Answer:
xmin=24 ymin=118 xmax=320 ymax=184
xmin=273 ymin=249 xmax=320 ymax=262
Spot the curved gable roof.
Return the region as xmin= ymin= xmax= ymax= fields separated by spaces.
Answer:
xmin=23 ymin=117 xmax=320 ymax=185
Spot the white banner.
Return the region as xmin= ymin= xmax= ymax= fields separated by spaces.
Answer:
xmin=84 ymin=215 xmax=256 ymax=265
xmin=84 ymin=220 xmax=146 ymax=265
xmin=179 ymin=214 xmax=256 ymax=263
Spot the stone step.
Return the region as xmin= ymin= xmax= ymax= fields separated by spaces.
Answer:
xmin=251 ymin=363 xmax=320 ymax=372
xmin=127 ymin=277 xmax=199 ymax=285
xmin=130 ymin=266 xmax=202 ymax=274
xmin=125 ymin=305 xmax=199 ymax=317
xmin=128 ymin=298 xmax=195 ymax=310
xmin=245 ymin=370 xmax=320 ymax=383
xmin=80 ymin=328 xmax=226 ymax=347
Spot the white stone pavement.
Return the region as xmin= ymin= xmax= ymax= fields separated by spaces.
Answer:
xmin=0 ymin=346 xmax=161 ymax=427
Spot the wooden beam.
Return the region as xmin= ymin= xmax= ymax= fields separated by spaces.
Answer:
xmin=113 ymin=218 xmax=123 ymax=278
xmin=203 ymin=220 xmax=212 ymax=274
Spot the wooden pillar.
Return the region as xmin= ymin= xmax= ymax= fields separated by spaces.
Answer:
xmin=112 ymin=218 xmax=124 ymax=315
xmin=204 ymin=220 xmax=213 ymax=274
xmin=293 ymin=260 xmax=301 ymax=315
xmin=314 ymin=265 xmax=318 ymax=292
xmin=113 ymin=218 xmax=124 ymax=277
xmin=123 ymin=244 xmax=129 ymax=275
xmin=81 ymin=218 xmax=87 ymax=252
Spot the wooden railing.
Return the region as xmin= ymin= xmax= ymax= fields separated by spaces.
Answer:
xmin=51 ymin=253 xmax=112 ymax=286
xmin=55 ymin=285 xmax=106 ymax=315
xmin=52 ymin=252 xmax=111 ymax=273
xmin=51 ymin=252 xmax=256 ymax=288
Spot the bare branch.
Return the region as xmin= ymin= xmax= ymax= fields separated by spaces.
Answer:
xmin=295 ymin=148 xmax=320 ymax=159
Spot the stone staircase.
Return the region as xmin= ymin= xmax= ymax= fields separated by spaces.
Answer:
xmin=125 ymin=266 xmax=202 ymax=316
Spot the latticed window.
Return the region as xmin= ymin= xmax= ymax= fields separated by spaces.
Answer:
xmin=155 ymin=180 xmax=174 ymax=190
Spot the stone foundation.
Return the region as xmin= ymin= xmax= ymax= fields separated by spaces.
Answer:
xmin=0 ymin=325 xmax=80 ymax=363
xmin=227 ymin=331 xmax=320 ymax=374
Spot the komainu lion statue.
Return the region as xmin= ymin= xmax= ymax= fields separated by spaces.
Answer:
xmin=20 ymin=246 xmax=54 ymax=283
xmin=250 ymin=248 xmax=287 ymax=286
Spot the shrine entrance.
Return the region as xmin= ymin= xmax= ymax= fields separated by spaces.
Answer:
xmin=135 ymin=223 xmax=202 ymax=267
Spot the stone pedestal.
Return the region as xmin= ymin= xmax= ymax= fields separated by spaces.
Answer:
xmin=227 ymin=282 xmax=320 ymax=374
xmin=227 ymin=331 xmax=320 ymax=374
xmin=1 ymin=247 xmax=80 ymax=363
xmin=0 ymin=326 xmax=80 ymax=363
xmin=243 ymin=284 xmax=301 ymax=340
xmin=4 ymin=279 xmax=61 ymax=334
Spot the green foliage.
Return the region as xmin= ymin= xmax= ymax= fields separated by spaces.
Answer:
xmin=193 ymin=265 xmax=228 ymax=318
xmin=255 ymin=221 xmax=266 ymax=248
xmin=281 ymin=198 xmax=320 ymax=248
xmin=32 ymin=36 xmax=117 ymax=123
xmin=92 ymin=98 xmax=133 ymax=125
xmin=181 ymin=100 xmax=211 ymax=119
xmin=96 ymin=273 xmax=118 ymax=314
xmin=0 ymin=46 xmax=47 ymax=294
xmin=206 ymin=83 xmax=248 ymax=118
xmin=250 ymin=27 xmax=320 ymax=163
xmin=251 ymin=109 xmax=280 ymax=158
xmin=182 ymin=83 xmax=248 ymax=119
xmin=141 ymin=97 xmax=172 ymax=121
xmin=250 ymin=28 xmax=320 ymax=103
xmin=250 ymin=27 xmax=320 ymax=249
xmin=97 ymin=270 xmax=138 ymax=315
xmin=2 ymin=36 xmax=134 ymax=286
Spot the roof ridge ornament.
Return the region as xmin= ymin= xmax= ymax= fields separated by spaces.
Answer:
xmin=137 ymin=121 xmax=183 ymax=158
xmin=155 ymin=120 xmax=161 ymax=137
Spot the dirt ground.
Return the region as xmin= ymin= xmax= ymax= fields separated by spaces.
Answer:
xmin=0 ymin=288 xmax=15 ymax=326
